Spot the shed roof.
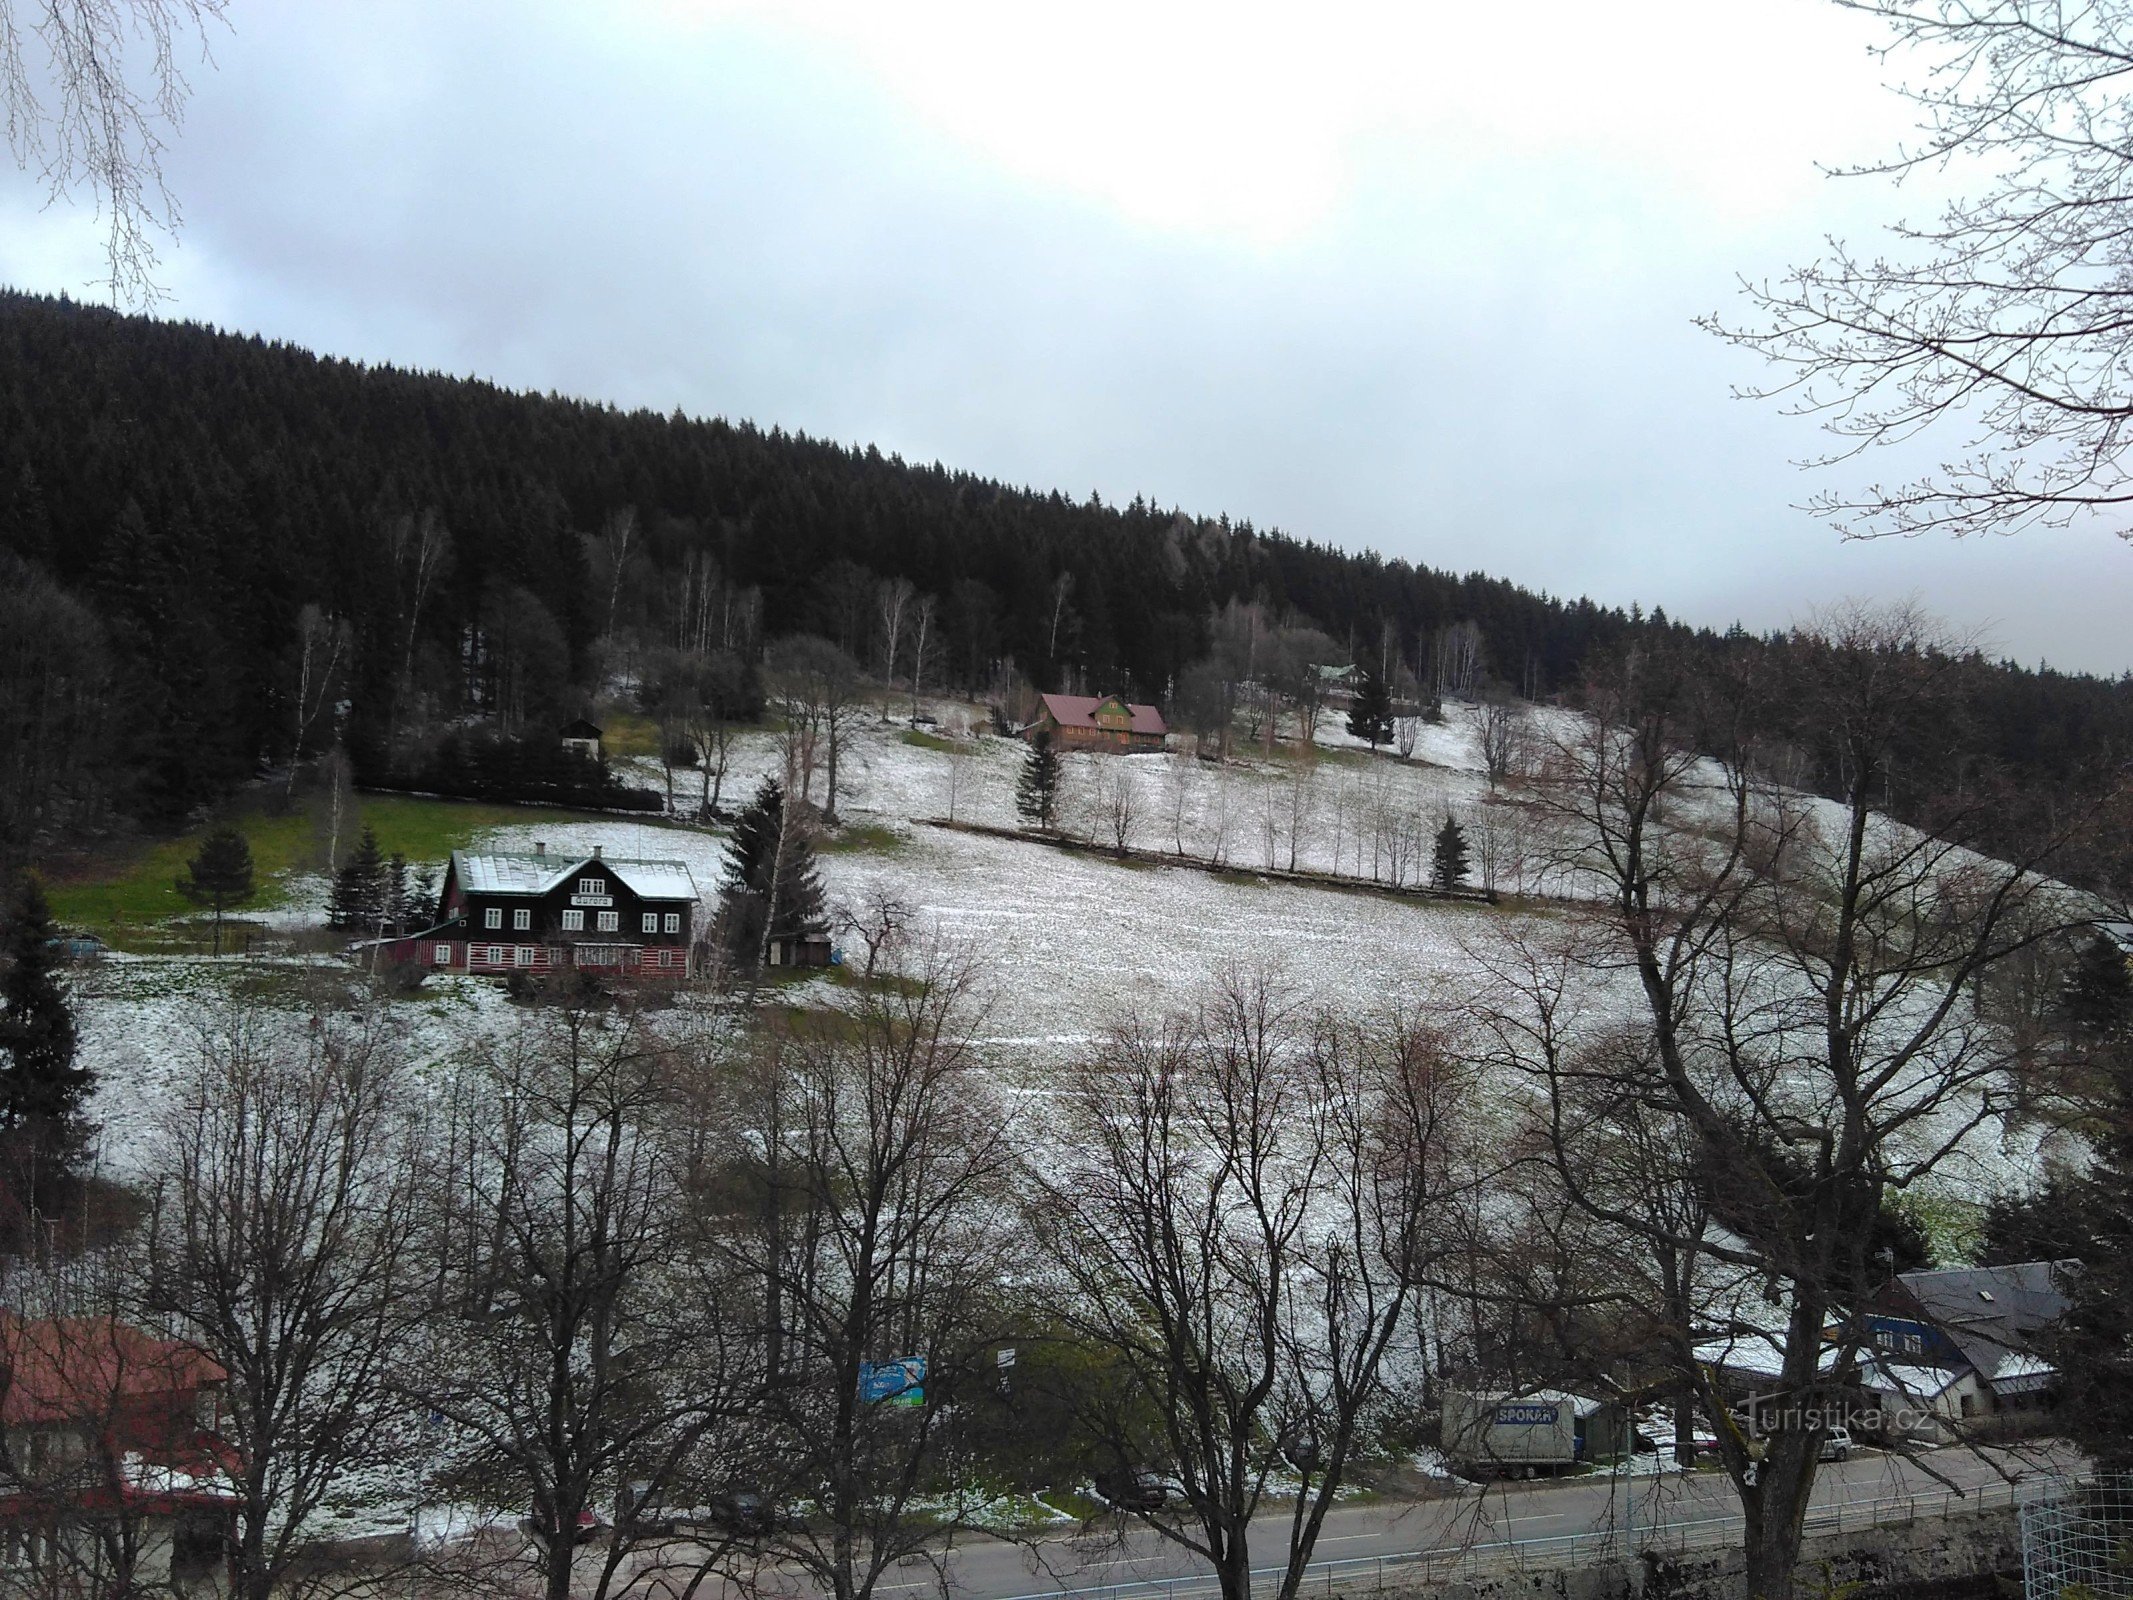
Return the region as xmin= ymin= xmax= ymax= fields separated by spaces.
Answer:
xmin=452 ymin=850 xmax=699 ymax=902
xmin=1038 ymin=693 xmax=1167 ymax=736
xmin=559 ymin=718 xmax=604 ymax=739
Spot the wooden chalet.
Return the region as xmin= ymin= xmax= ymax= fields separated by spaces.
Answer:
xmin=1024 ymin=693 xmax=1168 ymax=752
xmin=0 ymin=1315 xmax=237 ymax=1595
xmin=375 ymin=842 xmax=701 ymax=981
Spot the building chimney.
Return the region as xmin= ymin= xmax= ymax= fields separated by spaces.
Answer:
xmin=591 ymin=844 xmax=603 ymax=858
xmin=534 ymin=841 xmax=546 ymax=857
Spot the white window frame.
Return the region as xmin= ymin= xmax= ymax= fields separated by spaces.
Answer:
xmin=561 ymin=909 xmax=584 ymax=931
xmin=642 ymin=912 xmax=658 ymax=933
xmin=486 ymin=945 xmax=504 ymax=965
xmin=514 ymin=946 xmax=534 ymax=967
xmin=597 ymin=911 xmax=619 ymax=932
xmin=483 ymin=908 xmax=502 ymax=929
xmin=513 ymin=908 xmax=531 ymax=930
xmin=434 ymin=943 xmax=451 ymax=965
xmin=663 ymin=912 xmax=680 ymax=933
xmin=579 ymin=877 xmax=600 ymax=895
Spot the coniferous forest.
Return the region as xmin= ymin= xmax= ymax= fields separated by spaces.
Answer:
xmin=3 ymin=286 xmax=2131 ymax=871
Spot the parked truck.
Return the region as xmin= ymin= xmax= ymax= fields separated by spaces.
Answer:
xmin=1442 ymin=1390 xmax=1580 ymax=1478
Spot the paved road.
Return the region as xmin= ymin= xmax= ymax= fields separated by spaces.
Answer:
xmin=760 ymin=1445 xmax=2071 ymax=1600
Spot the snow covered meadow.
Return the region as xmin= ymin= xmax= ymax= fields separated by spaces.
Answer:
xmin=69 ymin=696 xmax=2058 ymax=1224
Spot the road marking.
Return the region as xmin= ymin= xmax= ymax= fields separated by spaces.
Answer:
xmin=1313 ymin=1533 xmax=1379 ymax=1543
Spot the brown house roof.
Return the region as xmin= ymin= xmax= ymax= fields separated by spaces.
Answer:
xmin=1038 ymin=693 xmax=1167 ymax=736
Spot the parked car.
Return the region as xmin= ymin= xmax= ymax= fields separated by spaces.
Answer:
xmin=46 ymin=932 xmax=106 ymax=962
xmin=704 ymin=1490 xmax=782 ymax=1535
xmin=1093 ymin=1468 xmax=1169 ymax=1512
xmin=1819 ymin=1427 xmax=1854 ymax=1462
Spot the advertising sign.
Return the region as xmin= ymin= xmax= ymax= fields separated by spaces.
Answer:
xmin=859 ymin=1357 xmax=926 ymax=1406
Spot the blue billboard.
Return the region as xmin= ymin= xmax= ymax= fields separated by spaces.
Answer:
xmin=859 ymin=1357 xmax=926 ymax=1406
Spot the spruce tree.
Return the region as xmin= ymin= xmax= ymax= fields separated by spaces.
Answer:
xmin=1346 ymin=666 xmax=1394 ymax=751
xmin=718 ymin=778 xmax=825 ymax=968
xmin=327 ymin=826 xmax=389 ymax=932
xmin=386 ymin=851 xmax=411 ymax=934
xmin=177 ymin=826 xmax=255 ymax=955
xmin=1430 ymin=813 xmax=1470 ymax=891
xmin=0 ymin=876 xmax=94 ymax=1214
xmin=1015 ymin=731 xmax=1061 ymax=831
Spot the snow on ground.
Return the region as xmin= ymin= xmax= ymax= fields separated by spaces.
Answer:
xmin=70 ymin=696 xmax=2054 ymax=1211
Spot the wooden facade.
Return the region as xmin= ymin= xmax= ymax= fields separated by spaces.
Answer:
xmin=375 ymin=846 xmax=700 ymax=982
xmin=1025 ymin=693 xmax=1168 ymax=752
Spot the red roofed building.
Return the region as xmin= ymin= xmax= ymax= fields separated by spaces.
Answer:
xmin=1025 ymin=693 xmax=1168 ymax=753
xmin=0 ymin=1314 xmax=236 ymax=1595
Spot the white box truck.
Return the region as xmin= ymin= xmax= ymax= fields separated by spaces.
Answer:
xmin=1443 ymin=1390 xmax=1580 ymax=1477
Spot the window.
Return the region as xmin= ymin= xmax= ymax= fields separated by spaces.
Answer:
xmin=642 ymin=912 xmax=658 ymax=933
xmin=434 ymin=943 xmax=452 ymax=965
xmin=664 ymin=913 xmax=681 ymax=933
xmin=487 ymin=945 xmax=504 ymax=965
xmin=484 ymin=908 xmax=501 ymax=929
xmin=579 ymin=877 xmax=600 ymax=895
xmin=562 ymin=909 xmax=583 ymax=931
xmin=513 ymin=908 xmax=530 ymax=930
xmin=514 ymin=946 xmax=533 ymax=967
xmin=597 ymin=911 xmax=618 ymax=932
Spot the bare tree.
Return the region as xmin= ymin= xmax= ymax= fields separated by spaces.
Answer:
xmin=284 ymin=605 xmax=349 ymax=799
xmin=413 ymin=1000 xmax=749 ymax=1600
xmin=1100 ymin=760 xmax=1140 ymax=858
xmin=706 ymin=954 xmax=1015 ymax=1600
xmin=906 ymin=593 xmax=937 ymax=720
xmin=1394 ymin=715 xmax=1420 ymax=762
xmin=1041 ymin=976 xmax=1477 ymax=1600
xmin=1475 ymin=692 xmax=1526 ymax=794
xmin=768 ymin=634 xmax=865 ymax=822
xmin=875 ymin=576 xmax=914 ymax=691
xmin=141 ymin=993 xmax=420 ymax=1600
xmin=381 ymin=509 xmax=452 ymax=747
xmin=0 ymin=0 xmax=228 ymax=304
xmin=1710 ymin=1 xmax=2133 ymax=540
xmin=1488 ymin=613 xmax=2093 ymax=1600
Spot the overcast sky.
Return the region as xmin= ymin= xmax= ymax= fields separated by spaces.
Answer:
xmin=5 ymin=0 xmax=2130 ymax=675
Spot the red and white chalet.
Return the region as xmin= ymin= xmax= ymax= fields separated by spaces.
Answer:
xmin=392 ymin=843 xmax=702 ymax=981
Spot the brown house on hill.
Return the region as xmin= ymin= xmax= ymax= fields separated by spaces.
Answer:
xmin=1025 ymin=693 xmax=1168 ymax=752
xmin=370 ymin=842 xmax=701 ymax=981
xmin=559 ymin=719 xmax=604 ymax=761
xmin=0 ymin=1314 xmax=237 ymax=1595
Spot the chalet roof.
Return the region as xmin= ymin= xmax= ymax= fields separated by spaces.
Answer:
xmin=1892 ymin=1261 xmax=2073 ymax=1385
xmin=559 ymin=718 xmax=604 ymax=739
xmin=1038 ymin=693 xmax=1167 ymax=736
xmin=0 ymin=1315 xmax=224 ymax=1428
xmin=451 ymin=850 xmax=699 ymax=902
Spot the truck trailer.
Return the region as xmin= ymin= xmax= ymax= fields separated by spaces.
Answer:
xmin=1441 ymin=1390 xmax=1588 ymax=1478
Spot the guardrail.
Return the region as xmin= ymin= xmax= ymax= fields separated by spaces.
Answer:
xmin=1032 ymin=1475 xmax=2064 ymax=1600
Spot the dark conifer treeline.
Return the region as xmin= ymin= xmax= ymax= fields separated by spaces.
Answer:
xmin=1 ymin=288 xmax=2129 ymax=861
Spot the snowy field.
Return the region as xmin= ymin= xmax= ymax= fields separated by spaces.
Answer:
xmin=69 ymin=697 xmax=2058 ymax=1217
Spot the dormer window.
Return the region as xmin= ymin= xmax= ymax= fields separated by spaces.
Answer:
xmin=579 ymin=877 xmax=600 ymax=895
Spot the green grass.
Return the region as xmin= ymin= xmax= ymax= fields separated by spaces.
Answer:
xmin=899 ymin=729 xmax=961 ymax=754
xmin=596 ymin=708 xmax=664 ymax=760
xmin=818 ymin=821 xmax=906 ymax=855
xmin=45 ymin=791 xmax=632 ymax=942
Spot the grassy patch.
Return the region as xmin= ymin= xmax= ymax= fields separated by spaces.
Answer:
xmin=818 ymin=822 xmax=906 ymax=856
xmin=45 ymin=791 xmax=629 ymax=939
xmin=900 ymin=729 xmax=962 ymax=754
xmin=595 ymin=708 xmax=664 ymax=760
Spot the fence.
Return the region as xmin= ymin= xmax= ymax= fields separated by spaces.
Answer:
xmin=1018 ymin=1476 xmax=2059 ymax=1600
xmin=2022 ymin=1474 xmax=2133 ymax=1600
